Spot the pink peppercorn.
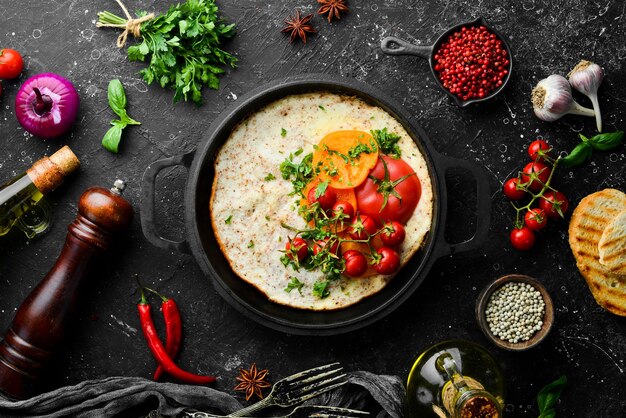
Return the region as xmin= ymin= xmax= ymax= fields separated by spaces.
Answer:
xmin=434 ymin=25 xmax=510 ymax=101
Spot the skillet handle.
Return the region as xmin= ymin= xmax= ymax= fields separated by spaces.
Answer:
xmin=380 ymin=36 xmax=432 ymax=59
xmin=140 ymin=152 xmax=195 ymax=254
xmin=434 ymin=154 xmax=491 ymax=256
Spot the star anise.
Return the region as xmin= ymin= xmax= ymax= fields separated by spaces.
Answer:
xmin=234 ymin=363 xmax=271 ymax=401
xmin=281 ymin=10 xmax=316 ymax=44
xmin=317 ymin=0 xmax=348 ymax=22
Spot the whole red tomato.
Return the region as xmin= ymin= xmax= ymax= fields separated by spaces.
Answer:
xmin=372 ymin=247 xmax=401 ymax=275
xmin=528 ymin=139 xmax=550 ymax=160
xmin=503 ymin=178 xmax=527 ymax=201
xmin=348 ymin=214 xmax=377 ymax=240
xmin=521 ymin=162 xmax=551 ymax=192
xmin=343 ymin=250 xmax=367 ymax=277
xmin=307 ymin=184 xmax=337 ymax=211
xmin=524 ymin=208 xmax=547 ymax=231
xmin=380 ymin=221 xmax=406 ymax=246
xmin=355 ymin=156 xmax=421 ymax=224
xmin=285 ymin=237 xmax=308 ymax=261
xmin=510 ymin=227 xmax=535 ymax=251
xmin=0 ymin=49 xmax=23 ymax=79
xmin=332 ymin=200 xmax=354 ymax=222
xmin=539 ymin=191 xmax=569 ymax=219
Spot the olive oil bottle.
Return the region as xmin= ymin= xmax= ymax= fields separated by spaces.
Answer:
xmin=0 ymin=146 xmax=79 ymax=238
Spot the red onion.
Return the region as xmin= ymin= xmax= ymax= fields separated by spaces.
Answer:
xmin=15 ymin=73 xmax=79 ymax=139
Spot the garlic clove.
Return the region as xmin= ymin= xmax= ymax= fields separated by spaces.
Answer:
xmin=568 ymin=60 xmax=604 ymax=132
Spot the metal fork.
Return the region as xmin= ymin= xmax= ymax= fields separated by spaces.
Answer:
xmin=183 ymin=405 xmax=368 ymax=418
xmin=229 ymin=362 xmax=348 ymax=417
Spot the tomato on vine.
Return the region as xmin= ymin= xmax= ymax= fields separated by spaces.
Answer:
xmin=372 ymin=247 xmax=401 ymax=275
xmin=540 ymin=191 xmax=569 ymax=219
xmin=503 ymin=178 xmax=527 ymax=201
xmin=348 ymin=214 xmax=377 ymax=240
xmin=380 ymin=221 xmax=406 ymax=246
xmin=524 ymin=208 xmax=547 ymax=231
xmin=343 ymin=250 xmax=368 ymax=277
xmin=332 ymin=200 xmax=354 ymax=222
xmin=0 ymin=49 xmax=23 ymax=80
xmin=285 ymin=237 xmax=308 ymax=262
xmin=313 ymin=238 xmax=339 ymax=256
xmin=307 ymin=183 xmax=337 ymax=211
xmin=528 ymin=139 xmax=551 ymax=160
xmin=521 ymin=162 xmax=551 ymax=192
xmin=510 ymin=227 xmax=535 ymax=251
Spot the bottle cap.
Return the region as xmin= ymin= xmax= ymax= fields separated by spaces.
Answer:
xmin=26 ymin=146 xmax=80 ymax=194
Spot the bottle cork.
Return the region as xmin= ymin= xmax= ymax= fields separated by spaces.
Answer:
xmin=26 ymin=146 xmax=80 ymax=194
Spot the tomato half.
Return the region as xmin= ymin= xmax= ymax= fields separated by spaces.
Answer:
xmin=354 ymin=156 xmax=421 ymax=224
xmin=0 ymin=49 xmax=23 ymax=79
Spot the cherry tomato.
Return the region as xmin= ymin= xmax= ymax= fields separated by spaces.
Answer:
xmin=0 ymin=49 xmax=23 ymax=79
xmin=307 ymin=184 xmax=337 ymax=211
xmin=348 ymin=214 xmax=377 ymax=240
xmin=373 ymin=247 xmax=401 ymax=275
xmin=332 ymin=200 xmax=355 ymax=222
xmin=510 ymin=227 xmax=535 ymax=251
xmin=524 ymin=208 xmax=547 ymax=231
xmin=503 ymin=178 xmax=527 ymax=201
xmin=285 ymin=237 xmax=308 ymax=261
xmin=313 ymin=238 xmax=339 ymax=256
xmin=539 ymin=191 xmax=569 ymax=219
xmin=521 ymin=162 xmax=551 ymax=192
xmin=355 ymin=156 xmax=421 ymax=224
xmin=528 ymin=139 xmax=550 ymax=160
xmin=380 ymin=221 xmax=406 ymax=246
xmin=343 ymin=250 xmax=368 ymax=277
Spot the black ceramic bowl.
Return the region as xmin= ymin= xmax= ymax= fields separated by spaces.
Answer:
xmin=380 ymin=17 xmax=513 ymax=107
xmin=140 ymin=75 xmax=491 ymax=335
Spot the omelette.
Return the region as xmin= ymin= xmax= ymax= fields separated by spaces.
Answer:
xmin=210 ymin=92 xmax=433 ymax=310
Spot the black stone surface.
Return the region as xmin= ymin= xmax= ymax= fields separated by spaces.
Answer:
xmin=1 ymin=1 xmax=625 ymax=416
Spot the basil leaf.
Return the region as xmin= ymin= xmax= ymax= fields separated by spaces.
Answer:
xmin=587 ymin=130 xmax=624 ymax=151
xmin=102 ymin=124 xmax=124 ymax=154
xmin=537 ymin=375 xmax=567 ymax=413
xmin=561 ymin=142 xmax=593 ymax=167
xmin=107 ymin=79 xmax=127 ymax=117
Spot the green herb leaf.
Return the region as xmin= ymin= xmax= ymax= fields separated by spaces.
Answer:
xmin=348 ymin=139 xmax=378 ymax=159
xmin=264 ymin=173 xmax=276 ymax=181
xmin=587 ymin=130 xmax=624 ymax=151
xmin=247 ymin=240 xmax=254 ymax=248
xmin=372 ymin=128 xmax=402 ymax=158
xmin=101 ymin=124 xmax=124 ymax=153
xmin=284 ymin=277 xmax=304 ymax=294
xmin=280 ymin=153 xmax=314 ymax=197
xmin=313 ymin=280 xmax=331 ymax=298
xmin=281 ymin=128 xmax=287 ymax=137
xmin=107 ymin=79 xmax=127 ymax=117
xmin=537 ymin=375 xmax=567 ymax=417
xmin=314 ymin=180 xmax=329 ymax=199
xmin=561 ymin=142 xmax=593 ymax=167
xmin=319 ymin=105 xmax=326 ymax=111
xmin=225 ymin=215 xmax=232 ymax=224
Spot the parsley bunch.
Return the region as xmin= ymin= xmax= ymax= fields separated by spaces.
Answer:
xmin=97 ymin=0 xmax=237 ymax=105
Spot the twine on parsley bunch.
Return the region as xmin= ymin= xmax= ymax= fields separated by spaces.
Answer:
xmin=96 ymin=0 xmax=154 ymax=47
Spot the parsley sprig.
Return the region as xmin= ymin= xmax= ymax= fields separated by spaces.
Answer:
xmin=97 ymin=0 xmax=237 ymax=105
xmin=279 ymin=152 xmax=315 ymax=197
xmin=372 ymin=128 xmax=402 ymax=158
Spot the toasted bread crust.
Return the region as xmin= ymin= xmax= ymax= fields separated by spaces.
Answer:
xmin=568 ymin=189 xmax=626 ymax=316
xmin=598 ymin=209 xmax=626 ymax=275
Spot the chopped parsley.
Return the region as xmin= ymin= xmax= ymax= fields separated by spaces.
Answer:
xmin=225 ymin=215 xmax=232 ymax=224
xmin=313 ymin=280 xmax=331 ymax=299
xmin=348 ymin=139 xmax=378 ymax=159
xmin=264 ymin=173 xmax=276 ymax=181
xmin=372 ymin=128 xmax=402 ymax=158
xmin=281 ymin=128 xmax=287 ymax=137
xmin=284 ymin=277 xmax=304 ymax=294
xmin=319 ymin=105 xmax=326 ymax=111
xmin=294 ymin=148 xmax=303 ymax=156
xmin=280 ymin=152 xmax=315 ymax=197
xmin=314 ymin=180 xmax=329 ymax=199
xmin=247 ymin=240 xmax=254 ymax=248
xmin=322 ymin=144 xmax=350 ymax=164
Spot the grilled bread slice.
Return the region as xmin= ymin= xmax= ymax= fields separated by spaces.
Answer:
xmin=599 ymin=209 xmax=626 ymax=275
xmin=568 ymin=188 xmax=626 ymax=316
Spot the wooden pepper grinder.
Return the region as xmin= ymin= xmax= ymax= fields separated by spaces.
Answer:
xmin=0 ymin=180 xmax=134 ymax=399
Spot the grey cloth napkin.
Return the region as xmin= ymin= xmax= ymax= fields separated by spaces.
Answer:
xmin=0 ymin=371 xmax=405 ymax=418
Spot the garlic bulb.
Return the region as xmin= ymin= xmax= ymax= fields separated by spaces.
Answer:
xmin=531 ymin=74 xmax=595 ymax=122
xmin=568 ymin=60 xmax=604 ymax=132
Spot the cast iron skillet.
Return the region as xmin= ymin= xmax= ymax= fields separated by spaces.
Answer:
xmin=380 ymin=17 xmax=513 ymax=107
xmin=140 ymin=75 xmax=491 ymax=336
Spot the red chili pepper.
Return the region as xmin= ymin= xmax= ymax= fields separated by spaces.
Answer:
xmin=137 ymin=291 xmax=215 ymax=385
xmin=153 ymin=296 xmax=182 ymax=381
